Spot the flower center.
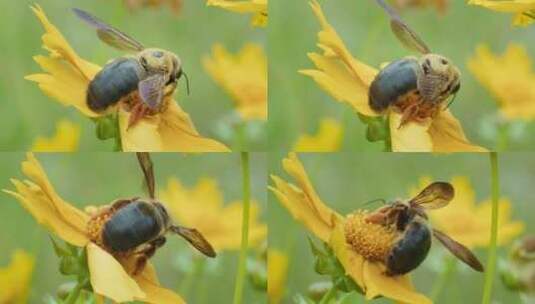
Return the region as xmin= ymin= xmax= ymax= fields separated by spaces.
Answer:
xmin=343 ymin=211 xmax=399 ymax=262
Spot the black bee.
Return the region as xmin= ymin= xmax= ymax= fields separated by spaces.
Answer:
xmin=366 ymin=182 xmax=484 ymax=276
xmin=73 ymin=9 xmax=189 ymax=128
xmin=89 ymin=153 xmax=215 ymax=274
xmin=369 ymin=0 xmax=461 ymax=127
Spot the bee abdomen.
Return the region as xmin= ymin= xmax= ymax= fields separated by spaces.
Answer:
xmin=386 ymin=221 xmax=431 ymax=275
xmin=102 ymin=200 xmax=162 ymax=252
xmin=369 ymin=59 xmax=419 ymax=112
xmin=87 ymin=58 xmax=143 ymax=112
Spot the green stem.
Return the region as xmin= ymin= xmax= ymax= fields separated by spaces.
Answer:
xmin=65 ymin=278 xmax=88 ymax=304
xmin=235 ymin=121 xmax=247 ymax=151
xmin=318 ymin=283 xmax=338 ymax=304
xmin=233 ymin=152 xmax=251 ymax=304
xmin=495 ymin=122 xmax=509 ymax=152
xmin=384 ymin=116 xmax=392 ymax=152
xmin=430 ymin=257 xmax=458 ymax=301
xmin=482 ymin=152 xmax=500 ymax=304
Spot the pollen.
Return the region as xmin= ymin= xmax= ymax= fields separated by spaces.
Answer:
xmin=343 ymin=211 xmax=399 ymax=262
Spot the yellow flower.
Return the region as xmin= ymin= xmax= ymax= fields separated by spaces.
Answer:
xmin=469 ymin=0 xmax=535 ymax=26
xmin=25 ymin=5 xmax=229 ymax=152
xmin=203 ymin=43 xmax=267 ymax=121
xmin=468 ymin=44 xmax=535 ymax=121
xmin=410 ymin=176 xmax=524 ymax=248
xmin=207 ymin=0 xmax=267 ymax=27
xmin=3 ymin=153 xmax=185 ymax=304
xmin=267 ymin=249 xmax=289 ymax=304
xmin=0 ymin=250 xmax=34 ymax=304
xmin=160 ymin=177 xmax=267 ymax=251
xmin=124 ymin=0 xmax=183 ymax=15
xmin=292 ymin=118 xmax=343 ymax=152
xmin=31 ymin=119 xmax=80 ymax=152
xmin=269 ymin=153 xmax=432 ymax=304
xmin=300 ymin=0 xmax=486 ymax=152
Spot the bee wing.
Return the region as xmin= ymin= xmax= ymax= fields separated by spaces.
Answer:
xmin=375 ymin=0 xmax=431 ymax=54
xmin=170 ymin=226 xmax=217 ymax=258
xmin=433 ymin=229 xmax=484 ymax=272
xmin=138 ymin=73 xmax=166 ymax=110
xmin=136 ymin=152 xmax=156 ymax=199
xmin=409 ymin=182 xmax=454 ymax=209
xmin=73 ymin=8 xmax=145 ymax=52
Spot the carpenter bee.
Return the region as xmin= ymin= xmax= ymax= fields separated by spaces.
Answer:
xmin=72 ymin=9 xmax=190 ymax=128
xmin=366 ymin=182 xmax=483 ymax=276
xmin=88 ymin=153 xmax=215 ymax=274
xmin=369 ymin=0 xmax=460 ymax=127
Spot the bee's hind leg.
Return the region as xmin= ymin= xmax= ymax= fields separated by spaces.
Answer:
xmin=132 ymin=237 xmax=167 ymax=275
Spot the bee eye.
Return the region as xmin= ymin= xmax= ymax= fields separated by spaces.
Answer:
xmin=176 ymin=69 xmax=183 ymax=80
xmin=441 ymin=59 xmax=448 ymax=65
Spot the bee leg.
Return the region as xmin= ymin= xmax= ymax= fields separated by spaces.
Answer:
xmin=163 ymin=81 xmax=177 ymax=97
xmin=398 ymin=103 xmax=420 ymax=128
xmin=132 ymin=237 xmax=167 ymax=275
xmin=127 ymin=102 xmax=149 ymax=130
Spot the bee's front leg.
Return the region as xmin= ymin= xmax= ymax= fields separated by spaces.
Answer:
xmin=132 ymin=237 xmax=167 ymax=275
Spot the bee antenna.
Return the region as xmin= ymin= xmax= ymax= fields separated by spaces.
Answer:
xmin=363 ymin=198 xmax=387 ymax=206
xmin=183 ymin=71 xmax=191 ymax=96
xmin=446 ymin=93 xmax=458 ymax=109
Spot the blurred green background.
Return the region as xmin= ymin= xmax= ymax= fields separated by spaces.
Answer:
xmin=269 ymin=152 xmax=534 ymax=303
xmin=269 ymin=0 xmax=535 ymax=151
xmin=0 ymin=0 xmax=266 ymax=151
xmin=0 ymin=152 xmax=267 ymax=303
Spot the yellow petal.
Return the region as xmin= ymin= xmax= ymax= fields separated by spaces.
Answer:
xmin=87 ymin=243 xmax=146 ymax=302
xmin=293 ymin=118 xmax=343 ymax=152
xmin=31 ymin=119 xmax=81 ymax=152
xmin=269 ymin=153 xmax=341 ymax=242
xmin=363 ymin=262 xmax=431 ymax=304
xmin=329 ymin=222 xmax=366 ymax=291
xmin=203 ymin=43 xmax=267 ymax=121
xmin=134 ymin=264 xmax=186 ymax=304
xmin=268 ymin=249 xmax=289 ymax=304
xmin=300 ymin=0 xmax=378 ymax=117
xmin=3 ymin=153 xmax=89 ymax=246
xmin=207 ymin=0 xmax=267 ymax=27
xmin=119 ymin=102 xmax=230 ymax=152
xmin=0 ymin=250 xmax=35 ymax=304
xmin=469 ymin=0 xmax=535 ymax=13
xmin=390 ymin=111 xmax=487 ymax=152
xmin=26 ymin=5 xmax=101 ymax=117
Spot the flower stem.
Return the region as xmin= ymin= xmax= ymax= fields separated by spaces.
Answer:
xmin=496 ymin=122 xmax=509 ymax=151
xmin=482 ymin=152 xmax=500 ymax=304
xmin=65 ymin=278 xmax=88 ymax=304
xmin=233 ymin=152 xmax=251 ymax=304
xmin=430 ymin=257 xmax=457 ymax=301
xmin=319 ymin=283 xmax=338 ymax=304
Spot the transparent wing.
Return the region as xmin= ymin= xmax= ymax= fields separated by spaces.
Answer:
xmin=73 ymin=8 xmax=144 ymax=52
xmin=136 ymin=152 xmax=155 ymax=199
xmin=138 ymin=73 xmax=166 ymax=109
xmin=375 ymin=0 xmax=431 ymax=54
xmin=409 ymin=182 xmax=454 ymax=209
xmin=170 ymin=226 xmax=217 ymax=258
xmin=433 ymin=229 xmax=484 ymax=272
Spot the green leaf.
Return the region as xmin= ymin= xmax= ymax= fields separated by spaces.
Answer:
xmin=49 ymin=236 xmax=71 ymax=258
xmin=294 ymin=293 xmax=316 ymax=304
xmin=94 ymin=114 xmax=119 ymax=140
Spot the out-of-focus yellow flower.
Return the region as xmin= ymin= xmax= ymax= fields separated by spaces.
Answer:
xmin=300 ymin=0 xmax=485 ymax=152
xmin=469 ymin=0 xmax=535 ymax=26
xmin=160 ymin=177 xmax=267 ymax=251
xmin=394 ymin=0 xmax=449 ymax=14
xmin=203 ymin=43 xmax=267 ymax=121
xmin=25 ymin=5 xmax=229 ymax=152
xmin=207 ymin=0 xmax=267 ymax=27
xmin=124 ymin=0 xmax=183 ymax=15
xmin=31 ymin=119 xmax=80 ymax=152
xmin=0 ymin=250 xmax=34 ymax=304
xmin=468 ymin=44 xmax=535 ymax=121
xmin=410 ymin=176 xmax=524 ymax=248
xmin=267 ymin=249 xmax=289 ymax=304
xmin=270 ymin=153 xmax=432 ymax=304
xmin=292 ymin=118 xmax=343 ymax=152
xmin=3 ymin=153 xmax=185 ymax=304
